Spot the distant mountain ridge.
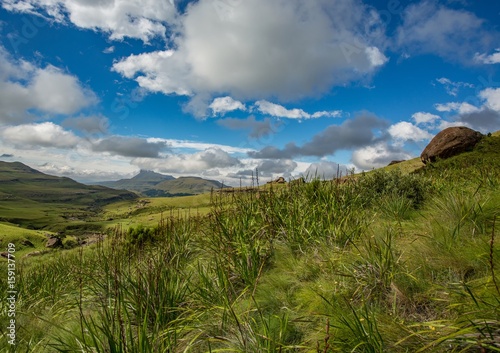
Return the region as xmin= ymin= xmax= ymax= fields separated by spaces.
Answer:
xmin=94 ymin=170 xmax=229 ymax=196
xmin=97 ymin=170 xmax=175 ymax=193
xmin=0 ymin=161 xmax=137 ymax=205
xmin=0 ymin=161 xmax=137 ymax=231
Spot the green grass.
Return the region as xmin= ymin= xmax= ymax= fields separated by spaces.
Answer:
xmin=0 ymin=223 xmax=51 ymax=257
xmin=1 ymin=135 xmax=499 ymax=352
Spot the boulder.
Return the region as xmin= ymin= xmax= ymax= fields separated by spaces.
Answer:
xmin=388 ymin=160 xmax=405 ymax=166
xmin=46 ymin=236 xmax=62 ymax=248
xmin=267 ymin=176 xmax=286 ymax=184
xmin=420 ymin=127 xmax=483 ymax=164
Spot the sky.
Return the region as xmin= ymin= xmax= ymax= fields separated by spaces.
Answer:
xmin=0 ymin=0 xmax=499 ymax=185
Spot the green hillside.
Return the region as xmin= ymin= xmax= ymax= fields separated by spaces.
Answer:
xmin=1 ymin=134 xmax=499 ymax=352
xmin=0 ymin=161 xmax=137 ymax=231
xmin=152 ymin=176 xmax=227 ymax=195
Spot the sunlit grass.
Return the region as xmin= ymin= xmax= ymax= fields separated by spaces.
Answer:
xmin=1 ymin=135 xmax=499 ymax=352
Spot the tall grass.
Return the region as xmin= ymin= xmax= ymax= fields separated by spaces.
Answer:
xmin=1 ymin=159 xmax=499 ymax=352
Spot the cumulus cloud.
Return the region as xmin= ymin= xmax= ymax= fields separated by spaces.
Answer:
xmin=249 ymin=112 xmax=388 ymax=159
xmin=435 ymin=102 xmax=480 ymax=115
xmin=147 ymin=138 xmax=253 ymax=154
xmin=132 ymin=147 xmax=241 ymax=174
xmin=2 ymin=0 xmax=177 ymax=42
xmin=396 ymin=1 xmax=495 ymax=63
xmin=62 ymin=115 xmax=110 ymax=134
xmin=257 ymin=159 xmax=297 ymax=177
xmin=216 ymin=116 xmax=277 ymax=139
xmin=0 ymin=47 xmax=97 ymax=123
xmin=458 ymin=109 xmax=500 ymax=132
xmin=0 ymin=122 xmax=80 ymax=148
xmin=352 ymin=143 xmax=412 ymax=170
xmin=254 ymin=100 xmax=342 ymax=120
xmin=479 ymin=88 xmax=500 ymax=112
xmin=412 ymin=112 xmax=440 ymax=125
xmin=91 ymin=136 xmax=168 ymax=158
xmin=229 ymin=159 xmax=298 ymax=180
xmin=433 ymin=88 xmax=500 ymax=133
xmin=112 ymin=0 xmax=388 ymax=117
xmin=209 ymin=96 xmax=246 ymax=116
xmin=388 ymin=121 xmax=433 ymax=143
xmin=304 ymin=160 xmax=351 ymax=179
xmin=474 ymin=49 xmax=500 ymax=64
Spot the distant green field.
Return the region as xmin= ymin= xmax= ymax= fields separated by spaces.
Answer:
xmin=101 ymin=193 xmax=213 ymax=228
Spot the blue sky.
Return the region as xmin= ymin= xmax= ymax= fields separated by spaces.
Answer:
xmin=0 ymin=0 xmax=499 ymax=184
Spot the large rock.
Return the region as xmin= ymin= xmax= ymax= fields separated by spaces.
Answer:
xmin=46 ymin=236 xmax=62 ymax=248
xmin=420 ymin=127 xmax=483 ymax=164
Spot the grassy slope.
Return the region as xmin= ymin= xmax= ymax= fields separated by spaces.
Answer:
xmin=0 ymin=223 xmax=52 ymax=256
xmin=0 ymin=161 xmax=137 ymax=232
xmin=153 ymin=176 xmax=227 ymax=195
xmin=1 ymin=135 xmax=499 ymax=352
xmin=101 ymin=193 xmax=213 ymax=228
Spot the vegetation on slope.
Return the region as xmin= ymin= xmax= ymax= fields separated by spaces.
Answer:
xmin=0 ymin=161 xmax=137 ymax=232
xmin=0 ymin=135 xmax=499 ymax=352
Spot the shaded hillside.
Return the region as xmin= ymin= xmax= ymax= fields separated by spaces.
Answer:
xmin=0 ymin=161 xmax=136 ymax=204
xmin=0 ymin=161 xmax=137 ymax=231
xmin=152 ymin=176 xmax=227 ymax=195
xmin=97 ymin=169 xmax=175 ymax=193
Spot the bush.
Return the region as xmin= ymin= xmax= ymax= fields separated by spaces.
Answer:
xmin=355 ymin=169 xmax=429 ymax=208
xmin=126 ymin=224 xmax=155 ymax=247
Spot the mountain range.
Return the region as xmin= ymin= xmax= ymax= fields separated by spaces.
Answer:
xmin=95 ymin=170 xmax=229 ymax=196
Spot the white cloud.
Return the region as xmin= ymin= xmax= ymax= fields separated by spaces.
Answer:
xmin=255 ymin=100 xmax=309 ymax=119
xmin=209 ymin=96 xmax=246 ymax=116
xmin=112 ymin=0 xmax=387 ymax=117
xmin=388 ymin=121 xmax=433 ymax=142
xmin=2 ymin=0 xmax=177 ymax=42
xmin=30 ymin=65 xmax=97 ymax=114
xmin=255 ymin=100 xmax=341 ymax=120
xmin=435 ymin=102 xmax=480 ymax=114
xmin=396 ymin=1 xmax=493 ymax=63
xmin=432 ymin=88 xmax=500 ymax=133
xmin=0 ymin=48 xmax=97 ymax=123
xmin=412 ymin=112 xmax=440 ymax=125
xmin=147 ymin=138 xmax=253 ymax=154
xmin=474 ymin=49 xmax=500 ymax=64
xmin=437 ymin=120 xmax=470 ymax=130
xmin=0 ymin=122 xmax=80 ymax=148
xmin=112 ymin=50 xmax=191 ymax=96
xmin=352 ymin=143 xmax=412 ymax=170
xmin=304 ymin=160 xmax=351 ymax=179
xmin=435 ymin=77 xmax=474 ymax=96
xmin=365 ymin=46 xmax=388 ymax=67
xmin=103 ymin=46 xmax=115 ymax=54
xmin=311 ymin=111 xmax=343 ymax=118
xmin=132 ymin=147 xmax=241 ymax=174
xmin=479 ymin=88 xmax=500 ymax=112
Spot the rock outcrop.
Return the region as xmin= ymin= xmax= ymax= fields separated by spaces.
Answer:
xmin=46 ymin=236 xmax=62 ymax=248
xmin=267 ymin=176 xmax=286 ymax=184
xmin=420 ymin=127 xmax=483 ymax=164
